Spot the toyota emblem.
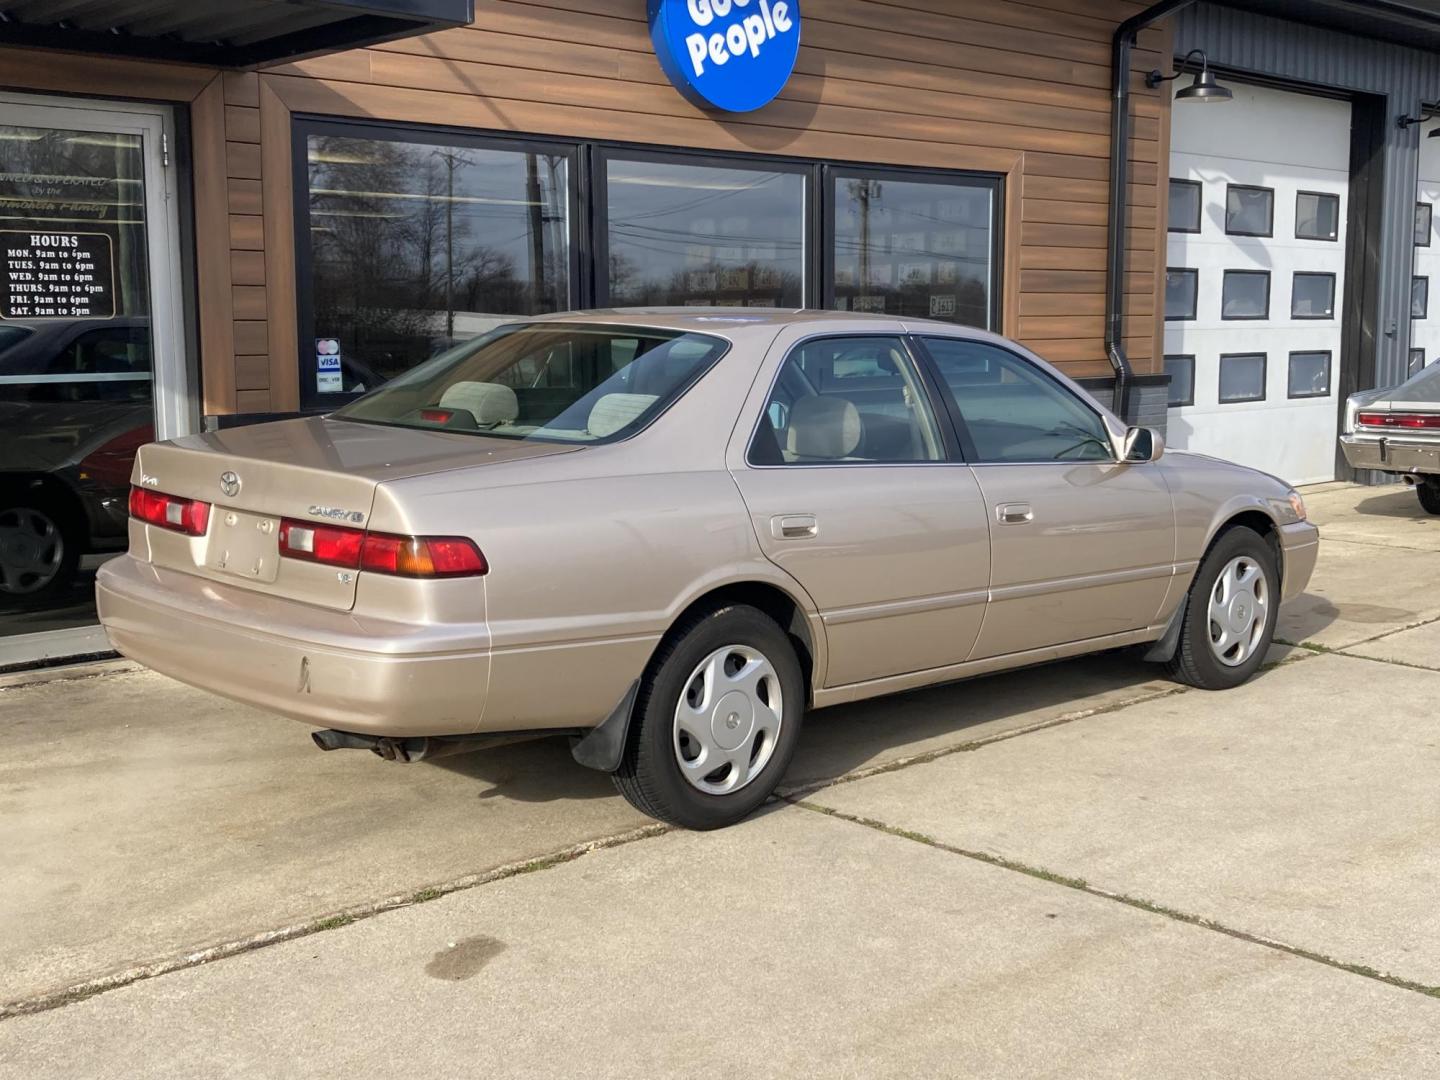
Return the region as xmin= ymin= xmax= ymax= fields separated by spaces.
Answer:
xmin=219 ymin=471 xmax=241 ymax=498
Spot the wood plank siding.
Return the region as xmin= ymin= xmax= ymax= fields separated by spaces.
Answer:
xmin=0 ymin=0 xmax=1171 ymax=410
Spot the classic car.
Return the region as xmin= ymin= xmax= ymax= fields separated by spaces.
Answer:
xmin=1340 ymin=361 xmax=1440 ymax=513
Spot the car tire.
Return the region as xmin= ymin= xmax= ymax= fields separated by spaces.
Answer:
xmin=1165 ymin=526 xmax=1279 ymax=691
xmin=1417 ymin=478 xmax=1440 ymax=516
xmin=0 ymin=500 xmax=81 ymax=603
xmin=613 ymin=604 xmax=804 ymax=830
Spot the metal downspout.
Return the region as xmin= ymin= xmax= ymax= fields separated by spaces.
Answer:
xmin=1108 ymin=0 xmax=1197 ymax=418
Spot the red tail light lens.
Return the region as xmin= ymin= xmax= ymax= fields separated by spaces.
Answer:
xmin=277 ymin=520 xmax=486 ymax=578
xmin=1358 ymin=411 xmax=1440 ymax=429
xmin=278 ymin=519 xmax=364 ymax=569
xmin=360 ymin=533 xmax=487 ymax=578
xmin=129 ymin=487 xmax=211 ymax=536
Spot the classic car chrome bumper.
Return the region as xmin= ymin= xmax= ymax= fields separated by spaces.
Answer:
xmin=1340 ymin=433 xmax=1440 ymax=474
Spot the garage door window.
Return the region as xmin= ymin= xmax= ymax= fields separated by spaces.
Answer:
xmin=1164 ymin=354 xmax=1194 ymax=407
xmin=1417 ymin=203 xmax=1432 ymax=247
xmin=1410 ymin=348 xmax=1427 ymax=377
xmin=1291 ymin=272 xmax=1335 ymax=319
xmin=1169 ymin=179 xmax=1201 ymax=233
xmin=1222 ymin=270 xmax=1270 ymax=320
xmin=1225 ymin=185 xmax=1273 ymax=237
xmin=1287 ymin=351 xmax=1330 ymax=398
xmin=1295 ymin=191 xmax=1339 ymax=241
xmin=1413 ymin=276 xmax=1430 ymax=319
xmin=1165 ymin=268 xmax=1198 ymax=320
xmin=1219 ymin=352 xmax=1266 ymax=403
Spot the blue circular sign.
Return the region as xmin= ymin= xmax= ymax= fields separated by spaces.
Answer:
xmin=648 ymin=0 xmax=801 ymax=113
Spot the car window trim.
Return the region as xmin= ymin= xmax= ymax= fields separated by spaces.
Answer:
xmin=742 ymin=330 xmax=961 ymax=469
xmin=909 ymin=333 xmax=1121 ymax=466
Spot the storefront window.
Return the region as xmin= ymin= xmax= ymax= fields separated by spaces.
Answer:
xmin=604 ymin=156 xmax=804 ymax=308
xmin=1 ymin=121 xmax=156 ymax=641
xmin=301 ymin=130 xmax=572 ymax=409
xmin=831 ymin=172 xmax=995 ymax=328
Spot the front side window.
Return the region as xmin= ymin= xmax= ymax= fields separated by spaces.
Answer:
xmin=1225 ymin=185 xmax=1273 ymax=237
xmin=830 ymin=172 xmax=996 ymax=328
xmin=604 ymin=156 xmax=804 ymax=309
xmin=338 ymin=323 xmax=725 ymax=443
xmin=749 ymin=336 xmax=943 ymax=465
xmin=301 ymin=130 xmax=573 ymax=410
xmin=922 ymin=337 xmax=1113 ymax=464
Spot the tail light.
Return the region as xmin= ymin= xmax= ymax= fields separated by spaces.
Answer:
xmin=129 ymin=486 xmax=211 ymax=536
xmin=278 ymin=518 xmax=487 ymax=578
xmin=1357 ymin=411 xmax=1440 ymax=430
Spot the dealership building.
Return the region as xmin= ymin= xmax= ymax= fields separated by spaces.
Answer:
xmin=2 ymin=0 xmax=1440 ymax=665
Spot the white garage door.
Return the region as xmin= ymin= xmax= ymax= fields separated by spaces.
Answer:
xmin=1164 ymin=83 xmax=1350 ymax=485
xmin=1412 ymin=121 xmax=1440 ymax=377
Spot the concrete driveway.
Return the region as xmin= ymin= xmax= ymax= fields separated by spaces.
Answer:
xmin=1 ymin=483 xmax=1437 ymax=1076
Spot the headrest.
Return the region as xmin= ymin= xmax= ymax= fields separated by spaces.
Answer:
xmin=438 ymin=381 xmax=518 ymax=427
xmin=587 ymin=392 xmax=658 ymax=438
xmin=788 ymin=395 xmax=861 ymax=460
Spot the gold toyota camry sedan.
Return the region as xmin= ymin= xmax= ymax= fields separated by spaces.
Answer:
xmin=99 ymin=310 xmax=1318 ymax=829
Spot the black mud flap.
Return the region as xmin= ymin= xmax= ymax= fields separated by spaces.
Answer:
xmin=1143 ymin=598 xmax=1188 ymax=663
xmin=569 ymin=680 xmax=639 ymax=773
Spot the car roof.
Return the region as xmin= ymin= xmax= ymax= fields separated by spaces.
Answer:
xmin=526 ymin=307 xmax=981 ymax=334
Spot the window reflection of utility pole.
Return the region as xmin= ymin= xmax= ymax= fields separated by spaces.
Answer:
xmin=431 ymin=148 xmax=474 ymax=341
xmin=847 ymin=178 xmax=882 ymax=299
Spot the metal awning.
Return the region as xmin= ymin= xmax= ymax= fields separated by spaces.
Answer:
xmin=1227 ymin=0 xmax=1440 ymax=52
xmin=0 ymin=0 xmax=473 ymax=67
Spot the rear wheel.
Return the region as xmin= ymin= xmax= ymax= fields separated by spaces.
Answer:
xmin=0 ymin=502 xmax=80 ymax=602
xmin=1166 ymin=526 xmax=1278 ymax=691
xmin=1417 ymin=477 xmax=1440 ymax=515
xmin=614 ymin=604 xmax=804 ymax=830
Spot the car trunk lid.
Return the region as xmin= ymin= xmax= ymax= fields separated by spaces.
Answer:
xmin=131 ymin=416 xmax=578 ymax=610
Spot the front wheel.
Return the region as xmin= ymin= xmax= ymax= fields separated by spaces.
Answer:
xmin=1166 ymin=526 xmax=1279 ymax=691
xmin=613 ymin=604 xmax=804 ymax=830
xmin=1417 ymin=477 xmax=1440 ymax=516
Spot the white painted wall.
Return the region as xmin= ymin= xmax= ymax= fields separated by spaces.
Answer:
xmin=1166 ymin=82 xmax=1350 ymax=485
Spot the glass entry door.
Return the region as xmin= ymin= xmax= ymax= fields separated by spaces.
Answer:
xmin=0 ymin=94 xmax=187 ymax=665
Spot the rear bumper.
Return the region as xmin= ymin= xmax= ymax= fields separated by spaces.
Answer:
xmin=1278 ymin=520 xmax=1320 ymax=602
xmin=96 ymin=554 xmax=491 ymax=737
xmin=1340 ymin=434 xmax=1440 ymax=475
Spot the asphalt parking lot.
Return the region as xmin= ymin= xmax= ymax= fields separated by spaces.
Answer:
xmin=1 ymin=482 xmax=1437 ymax=1077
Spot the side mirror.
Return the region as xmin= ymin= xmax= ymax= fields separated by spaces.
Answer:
xmin=1122 ymin=426 xmax=1165 ymax=463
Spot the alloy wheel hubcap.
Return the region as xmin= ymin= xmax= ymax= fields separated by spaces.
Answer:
xmin=673 ymin=644 xmax=783 ymax=795
xmin=1207 ymin=555 xmax=1270 ymax=667
xmin=0 ymin=508 xmax=64 ymax=595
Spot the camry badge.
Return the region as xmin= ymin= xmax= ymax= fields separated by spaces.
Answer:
xmin=219 ymin=471 xmax=241 ymax=498
xmin=308 ymin=505 xmax=365 ymax=524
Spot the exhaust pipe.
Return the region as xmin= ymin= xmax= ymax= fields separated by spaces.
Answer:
xmin=311 ymin=728 xmax=569 ymax=762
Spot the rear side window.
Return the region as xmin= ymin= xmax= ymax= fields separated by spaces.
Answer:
xmin=337 ymin=324 xmax=726 ymax=443
xmin=921 ymin=337 xmax=1114 ymax=464
xmin=749 ymin=335 xmax=943 ymax=465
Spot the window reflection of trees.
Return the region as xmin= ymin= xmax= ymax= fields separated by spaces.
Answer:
xmin=307 ymin=136 xmax=568 ymax=385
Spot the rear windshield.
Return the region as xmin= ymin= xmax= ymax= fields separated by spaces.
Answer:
xmin=336 ymin=323 xmax=728 ymax=442
xmin=1392 ymin=361 xmax=1440 ymax=403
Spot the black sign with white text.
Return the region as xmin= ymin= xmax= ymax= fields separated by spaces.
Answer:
xmin=0 ymin=230 xmax=115 ymax=319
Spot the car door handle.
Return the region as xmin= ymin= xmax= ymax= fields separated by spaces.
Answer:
xmin=771 ymin=514 xmax=818 ymax=540
xmin=996 ymin=503 xmax=1033 ymax=525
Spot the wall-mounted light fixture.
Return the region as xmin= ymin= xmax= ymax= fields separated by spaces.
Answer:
xmin=1397 ymin=107 xmax=1440 ymax=136
xmin=1146 ymin=48 xmax=1233 ymax=103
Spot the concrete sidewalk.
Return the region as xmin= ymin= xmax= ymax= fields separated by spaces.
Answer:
xmin=2 ymin=482 xmax=1439 ymax=1076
